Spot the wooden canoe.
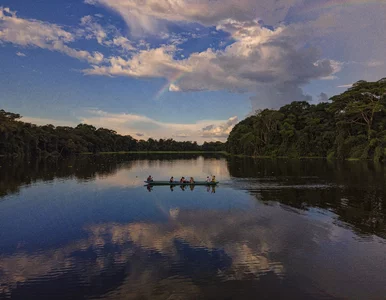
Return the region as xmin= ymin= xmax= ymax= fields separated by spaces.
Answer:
xmin=144 ymin=181 xmax=218 ymax=185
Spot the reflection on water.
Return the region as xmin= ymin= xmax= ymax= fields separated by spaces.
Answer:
xmin=146 ymin=185 xmax=217 ymax=193
xmin=1 ymin=155 xmax=386 ymax=299
xmin=227 ymin=157 xmax=386 ymax=239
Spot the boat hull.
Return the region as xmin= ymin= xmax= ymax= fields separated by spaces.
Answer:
xmin=144 ymin=181 xmax=218 ymax=186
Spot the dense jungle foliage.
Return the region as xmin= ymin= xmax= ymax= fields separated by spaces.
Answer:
xmin=226 ymin=78 xmax=386 ymax=161
xmin=0 ymin=111 xmax=225 ymax=156
xmin=2 ymin=78 xmax=385 ymax=159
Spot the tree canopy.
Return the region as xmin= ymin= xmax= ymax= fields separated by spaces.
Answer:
xmin=2 ymin=78 xmax=386 ymax=160
xmin=226 ymin=78 xmax=386 ymax=161
xmin=0 ymin=110 xmax=225 ymax=156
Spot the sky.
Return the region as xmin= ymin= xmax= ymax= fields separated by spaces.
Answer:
xmin=1 ymin=0 xmax=385 ymax=143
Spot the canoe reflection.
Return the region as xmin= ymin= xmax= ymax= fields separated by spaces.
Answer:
xmin=146 ymin=184 xmax=217 ymax=193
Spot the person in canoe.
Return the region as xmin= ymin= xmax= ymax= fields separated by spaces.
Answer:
xmin=189 ymin=177 xmax=195 ymax=183
xmin=211 ymin=175 xmax=216 ymax=182
xmin=170 ymin=176 xmax=174 ymax=183
xmin=206 ymin=176 xmax=211 ymax=183
xmin=147 ymin=175 xmax=153 ymax=182
xmin=180 ymin=177 xmax=185 ymax=183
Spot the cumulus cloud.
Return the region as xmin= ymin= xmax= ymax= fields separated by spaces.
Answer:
xmin=79 ymin=109 xmax=236 ymax=142
xmin=90 ymin=20 xmax=340 ymax=91
xmin=201 ymin=116 xmax=238 ymax=138
xmin=84 ymin=20 xmax=339 ymax=108
xmin=0 ymin=7 xmax=104 ymax=64
xmin=20 ymin=110 xmax=236 ymax=142
xmin=3 ymin=0 xmax=386 ymax=110
xmin=82 ymin=0 xmax=386 ymax=107
xmin=16 ymin=51 xmax=26 ymax=57
xmin=84 ymin=45 xmax=188 ymax=78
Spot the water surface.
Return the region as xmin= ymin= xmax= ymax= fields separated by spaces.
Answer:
xmin=0 ymin=154 xmax=386 ymax=299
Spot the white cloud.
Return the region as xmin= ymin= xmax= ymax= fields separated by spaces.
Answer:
xmin=112 ymin=36 xmax=135 ymax=51
xmin=0 ymin=7 xmax=104 ymax=64
xmin=85 ymin=0 xmax=303 ymax=34
xmin=82 ymin=0 xmax=386 ymax=108
xmin=80 ymin=15 xmax=108 ymax=44
xmin=103 ymin=22 xmax=334 ymax=88
xmin=21 ymin=110 xmax=236 ymax=142
xmin=16 ymin=51 xmax=26 ymax=57
xmin=79 ymin=109 xmax=236 ymax=142
xmin=201 ymin=116 xmax=238 ymax=138
xmin=3 ymin=1 xmax=386 ymax=111
xmin=84 ymin=20 xmax=339 ymax=107
xmin=79 ymin=15 xmax=136 ymax=52
xmin=84 ymin=45 xmax=190 ymax=78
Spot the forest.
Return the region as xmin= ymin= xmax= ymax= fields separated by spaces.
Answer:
xmin=2 ymin=78 xmax=386 ymax=160
xmin=0 ymin=111 xmax=225 ymax=156
xmin=226 ymin=78 xmax=386 ymax=161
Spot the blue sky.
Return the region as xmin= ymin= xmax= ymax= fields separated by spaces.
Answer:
xmin=1 ymin=0 xmax=385 ymax=142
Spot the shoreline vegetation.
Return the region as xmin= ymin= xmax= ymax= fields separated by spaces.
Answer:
xmin=227 ymin=78 xmax=386 ymax=162
xmin=0 ymin=110 xmax=226 ymax=157
xmin=1 ymin=78 xmax=385 ymax=161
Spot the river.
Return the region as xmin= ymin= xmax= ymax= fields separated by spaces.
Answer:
xmin=0 ymin=154 xmax=385 ymax=299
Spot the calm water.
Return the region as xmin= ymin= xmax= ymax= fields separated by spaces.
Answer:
xmin=1 ymin=154 xmax=386 ymax=299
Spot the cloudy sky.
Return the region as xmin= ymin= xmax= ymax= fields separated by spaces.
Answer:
xmin=1 ymin=0 xmax=385 ymax=142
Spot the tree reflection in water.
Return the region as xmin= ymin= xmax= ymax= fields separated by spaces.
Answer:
xmin=1 ymin=154 xmax=386 ymax=299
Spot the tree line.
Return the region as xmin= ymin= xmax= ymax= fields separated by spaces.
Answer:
xmin=2 ymin=77 xmax=385 ymax=159
xmin=226 ymin=78 xmax=386 ymax=161
xmin=0 ymin=111 xmax=225 ymax=156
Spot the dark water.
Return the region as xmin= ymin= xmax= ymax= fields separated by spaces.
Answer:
xmin=1 ymin=154 xmax=386 ymax=299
